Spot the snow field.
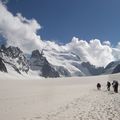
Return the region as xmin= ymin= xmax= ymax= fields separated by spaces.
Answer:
xmin=0 ymin=74 xmax=120 ymax=120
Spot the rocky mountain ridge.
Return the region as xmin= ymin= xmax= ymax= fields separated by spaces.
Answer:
xmin=0 ymin=45 xmax=120 ymax=77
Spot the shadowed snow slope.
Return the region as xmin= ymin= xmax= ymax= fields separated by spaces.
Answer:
xmin=0 ymin=73 xmax=120 ymax=120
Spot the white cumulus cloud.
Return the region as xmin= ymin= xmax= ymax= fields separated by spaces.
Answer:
xmin=63 ymin=37 xmax=114 ymax=67
xmin=0 ymin=2 xmax=44 ymax=53
xmin=103 ymin=41 xmax=111 ymax=46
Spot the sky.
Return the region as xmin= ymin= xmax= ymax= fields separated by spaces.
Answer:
xmin=0 ymin=0 xmax=120 ymax=67
xmin=6 ymin=0 xmax=120 ymax=45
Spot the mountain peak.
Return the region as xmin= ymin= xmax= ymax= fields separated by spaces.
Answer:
xmin=0 ymin=44 xmax=120 ymax=77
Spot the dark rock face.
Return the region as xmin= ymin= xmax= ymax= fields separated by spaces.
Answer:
xmin=42 ymin=61 xmax=59 ymax=78
xmin=72 ymin=61 xmax=104 ymax=76
xmin=0 ymin=45 xmax=29 ymax=73
xmin=5 ymin=46 xmax=22 ymax=58
xmin=30 ymin=50 xmax=59 ymax=77
xmin=5 ymin=46 xmax=29 ymax=72
xmin=0 ymin=58 xmax=7 ymax=72
xmin=104 ymin=61 xmax=115 ymax=70
xmin=112 ymin=64 xmax=120 ymax=74
xmin=30 ymin=50 xmax=46 ymax=71
xmin=81 ymin=62 xmax=104 ymax=75
xmin=55 ymin=66 xmax=71 ymax=77
xmin=31 ymin=49 xmax=43 ymax=58
xmin=104 ymin=61 xmax=120 ymax=74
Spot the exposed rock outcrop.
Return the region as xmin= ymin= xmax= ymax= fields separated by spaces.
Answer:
xmin=30 ymin=50 xmax=59 ymax=77
xmin=0 ymin=58 xmax=7 ymax=72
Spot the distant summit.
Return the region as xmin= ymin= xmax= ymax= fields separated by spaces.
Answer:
xmin=0 ymin=44 xmax=120 ymax=77
xmin=30 ymin=49 xmax=59 ymax=77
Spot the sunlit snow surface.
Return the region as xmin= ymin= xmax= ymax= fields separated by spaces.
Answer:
xmin=0 ymin=73 xmax=120 ymax=120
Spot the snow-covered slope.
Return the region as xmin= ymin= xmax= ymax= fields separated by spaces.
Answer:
xmin=43 ymin=49 xmax=83 ymax=76
xmin=0 ymin=44 xmax=120 ymax=77
xmin=43 ymin=48 xmax=104 ymax=76
xmin=0 ymin=45 xmax=106 ymax=77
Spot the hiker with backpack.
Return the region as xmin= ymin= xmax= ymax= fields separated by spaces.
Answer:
xmin=107 ymin=81 xmax=111 ymax=91
xmin=97 ymin=83 xmax=101 ymax=90
xmin=112 ymin=80 xmax=119 ymax=93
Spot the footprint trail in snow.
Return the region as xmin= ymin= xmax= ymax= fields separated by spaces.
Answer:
xmin=33 ymin=90 xmax=120 ymax=120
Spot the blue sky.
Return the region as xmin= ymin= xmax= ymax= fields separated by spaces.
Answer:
xmin=6 ymin=0 xmax=120 ymax=45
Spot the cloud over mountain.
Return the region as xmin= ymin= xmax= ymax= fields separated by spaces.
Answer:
xmin=0 ymin=1 xmax=44 ymax=53
xmin=0 ymin=1 xmax=120 ymax=67
xmin=65 ymin=37 xmax=114 ymax=67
